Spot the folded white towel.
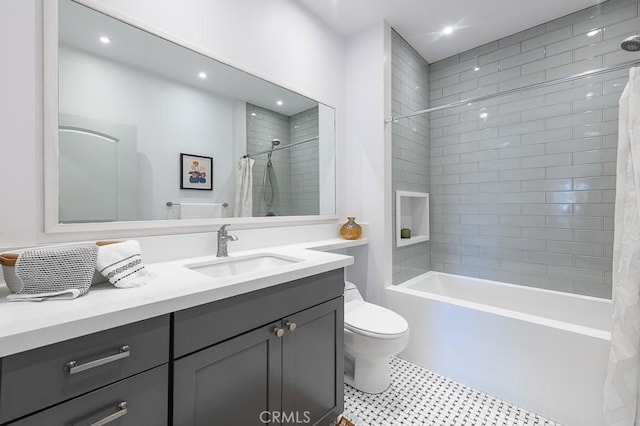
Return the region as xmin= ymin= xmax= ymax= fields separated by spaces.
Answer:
xmin=96 ymin=240 xmax=154 ymax=288
xmin=7 ymin=289 xmax=81 ymax=302
xmin=180 ymin=203 xmax=223 ymax=219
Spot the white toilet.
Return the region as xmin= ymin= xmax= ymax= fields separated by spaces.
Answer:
xmin=343 ymin=281 xmax=410 ymax=394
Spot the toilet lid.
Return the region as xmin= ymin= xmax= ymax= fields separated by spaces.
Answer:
xmin=344 ymin=300 xmax=409 ymax=337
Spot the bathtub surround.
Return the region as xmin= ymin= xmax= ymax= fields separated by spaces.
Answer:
xmin=344 ymin=357 xmax=558 ymax=426
xmin=391 ymin=30 xmax=430 ymax=285
xmin=603 ymin=67 xmax=640 ymax=426
xmin=424 ymin=0 xmax=640 ymax=298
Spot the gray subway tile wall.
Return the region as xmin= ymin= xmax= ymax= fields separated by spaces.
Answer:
xmin=425 ymin=0 xmax=639 ymax=298
xmin=290 ymin=107 xmax=320 ymax=216
xmin=392 ymin=30 xmax=431 ymax=284
xmin=247 ymin=104 xmax=292 ymax=217
xmin=246 ymin=104 xmax=320 ymax=217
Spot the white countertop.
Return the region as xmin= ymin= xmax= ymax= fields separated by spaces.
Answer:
xmin=0 ymin=238 xmax=365 ymax=357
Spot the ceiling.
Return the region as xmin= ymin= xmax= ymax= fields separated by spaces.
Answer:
xmin=298 ymin=0 xmax=607 ymax=63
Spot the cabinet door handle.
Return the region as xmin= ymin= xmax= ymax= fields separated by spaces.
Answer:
xmin=273 ymin=327 xmax=285 ymax=337
xmin=89 ymin=401 xmax=128 ymax=426
xmin=65 ymin=345 xmax=130 ymax=375
xmin=286 ymin=321 xmax=297 ymax=331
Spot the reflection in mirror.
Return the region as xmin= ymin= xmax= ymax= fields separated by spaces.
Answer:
xmin=54 ymin=0 xmax=335 ymax=225
xmin=247 ymin=104 xmax=320 ymax=217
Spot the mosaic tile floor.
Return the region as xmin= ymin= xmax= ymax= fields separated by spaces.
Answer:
xmin=343 ymin=357 xmax=560 ymax=426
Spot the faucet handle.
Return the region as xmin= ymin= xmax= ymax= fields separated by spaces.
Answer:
xmin=218 ymin=224 xmax=231 ymax=233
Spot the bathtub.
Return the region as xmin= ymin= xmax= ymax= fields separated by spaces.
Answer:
xmin=384 ymin=271 xmax=611 ymax=426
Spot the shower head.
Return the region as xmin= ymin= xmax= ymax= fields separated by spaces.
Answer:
xmin=271 ymin=138 xmax=281 ymax=146
xmin=621 ymin=35 xmax=640 ymax=52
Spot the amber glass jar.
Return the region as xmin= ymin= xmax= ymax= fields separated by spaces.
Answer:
xmin=340 ymin=217 xmax=362 ymax=240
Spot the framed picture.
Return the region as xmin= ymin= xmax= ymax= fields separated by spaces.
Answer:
xmin=180 ymin=153 xmax=213 ymax=190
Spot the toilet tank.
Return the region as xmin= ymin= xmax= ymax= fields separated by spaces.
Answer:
xmin=344 ymin=281 xmax=364 ymax=303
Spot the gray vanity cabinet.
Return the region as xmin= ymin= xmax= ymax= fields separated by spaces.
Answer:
xmin=0 ymin=269 xmax=344 ymax=426
xmin=0 ymin=315 xmax=170 ymax=425
xmin=172 ymin=269 xmax=344 ymax=426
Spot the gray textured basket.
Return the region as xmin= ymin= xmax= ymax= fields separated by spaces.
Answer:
xmin=1 ymin=244 xmax=107 ymax=294
xmin=1 ymin=263 xmax=22 ymax=293
xmin=0 ymin=242 xmax=117 ymax=294
xmin=14 ymin=245 xmax=98 ymax=296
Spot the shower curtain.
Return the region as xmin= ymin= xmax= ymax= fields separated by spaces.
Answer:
xmin=604 ymin=67 xmax=640 ymax=426
xmin=233 ymin=157 xmax=254 ymax=217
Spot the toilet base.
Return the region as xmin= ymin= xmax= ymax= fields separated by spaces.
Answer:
xmin=344 ymin=354 xmax=391 ymax=394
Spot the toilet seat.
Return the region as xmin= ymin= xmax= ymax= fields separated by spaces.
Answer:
xmin=345 ymin=300 xmax=409 ymax=339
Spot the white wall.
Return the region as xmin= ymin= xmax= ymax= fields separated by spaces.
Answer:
xmin=59 ymin=47 xmax=235 ymax=220
xmin=343 ymin=22 xmax=391 ymax=303
xmin=0 ymin=0 xmax=42 ymax=248
xmin=0 ymin=0 xmax=346 ymax=249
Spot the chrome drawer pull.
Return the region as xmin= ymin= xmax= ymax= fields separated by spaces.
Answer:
xmin=89 ymin=401 xmax=128 ymax=426
xmin=65 ymin=345 xmax=130 ymax=375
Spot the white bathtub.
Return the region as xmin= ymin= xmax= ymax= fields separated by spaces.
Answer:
xmin=385 ymin=271 xmax=611 ymax=426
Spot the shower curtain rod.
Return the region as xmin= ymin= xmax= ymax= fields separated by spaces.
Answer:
xmin=386 ymin=59 xmax=640 ymax=123
xmin=242 ymin=136 xmax=319 ymax=159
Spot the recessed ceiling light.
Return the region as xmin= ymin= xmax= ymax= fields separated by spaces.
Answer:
xmin=587 ymin=29 xmax=601 ymax=37
xmin=276 ymin=100 xmax=283 ymax=106
xmin=442 ymin=26 xmax=454 ymax=35
xmin=198 ymin=72 xmax=207 ymax=79
xmin=479 ymin=112 xmax=488 ymax=119
xmin=474 ymin=66 xmax=480 ymax=71
xmin=99 ymin=36 xmax=110 ymax=44
xmin=251 ymin=112 xmax=257 ymax=117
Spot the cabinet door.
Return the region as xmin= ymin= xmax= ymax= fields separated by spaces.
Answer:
xmin=282 ymin=297 xmax=344 ymax=426
xmin=173 ymin=322 xmax=283 ymax=426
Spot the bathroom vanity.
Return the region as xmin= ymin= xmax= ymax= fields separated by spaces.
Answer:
xmin=172 ymin=269 xmax=343 ymax=425
xmin=0 ymin=244 xmax=354 ymax=425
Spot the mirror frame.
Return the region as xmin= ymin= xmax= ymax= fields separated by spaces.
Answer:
xmin=43 ymin=0 xmax=338 ymax=234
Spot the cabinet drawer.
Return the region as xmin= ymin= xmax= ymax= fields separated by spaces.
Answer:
xmin=173 ymin=269 xmax=344 ymax=358
xmin=0 ymin=315 xmax=169 ymax=423
xmin=8 ymin=364 xmax=168 ymax=426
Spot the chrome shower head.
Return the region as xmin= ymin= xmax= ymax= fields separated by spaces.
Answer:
xmin=621 ymin=35 xmax=640 ymax=52
xmin=271 ymin=138 xmax=281 ymax=147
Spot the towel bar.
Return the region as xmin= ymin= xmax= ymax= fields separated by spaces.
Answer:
xmin=166 ymin=201 xmax=228 ymax=207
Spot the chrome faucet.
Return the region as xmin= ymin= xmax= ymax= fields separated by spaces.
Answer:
xmin=216 ymin=224 xmax=238 ymax=257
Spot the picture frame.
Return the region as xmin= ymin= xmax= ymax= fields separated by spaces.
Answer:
xmin=180 ymin=153 xmax=213 ymax=190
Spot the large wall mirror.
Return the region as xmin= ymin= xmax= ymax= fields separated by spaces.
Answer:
xmin=44 ymin=0 xmax=336 ymax=233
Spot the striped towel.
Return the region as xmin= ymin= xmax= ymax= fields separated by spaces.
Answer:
xmin=96 ymin=240 xmax=153 ymax=288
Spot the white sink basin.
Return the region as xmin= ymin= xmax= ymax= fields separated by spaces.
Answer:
xmin=185 ymin=253 xmax=302 ymax=278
